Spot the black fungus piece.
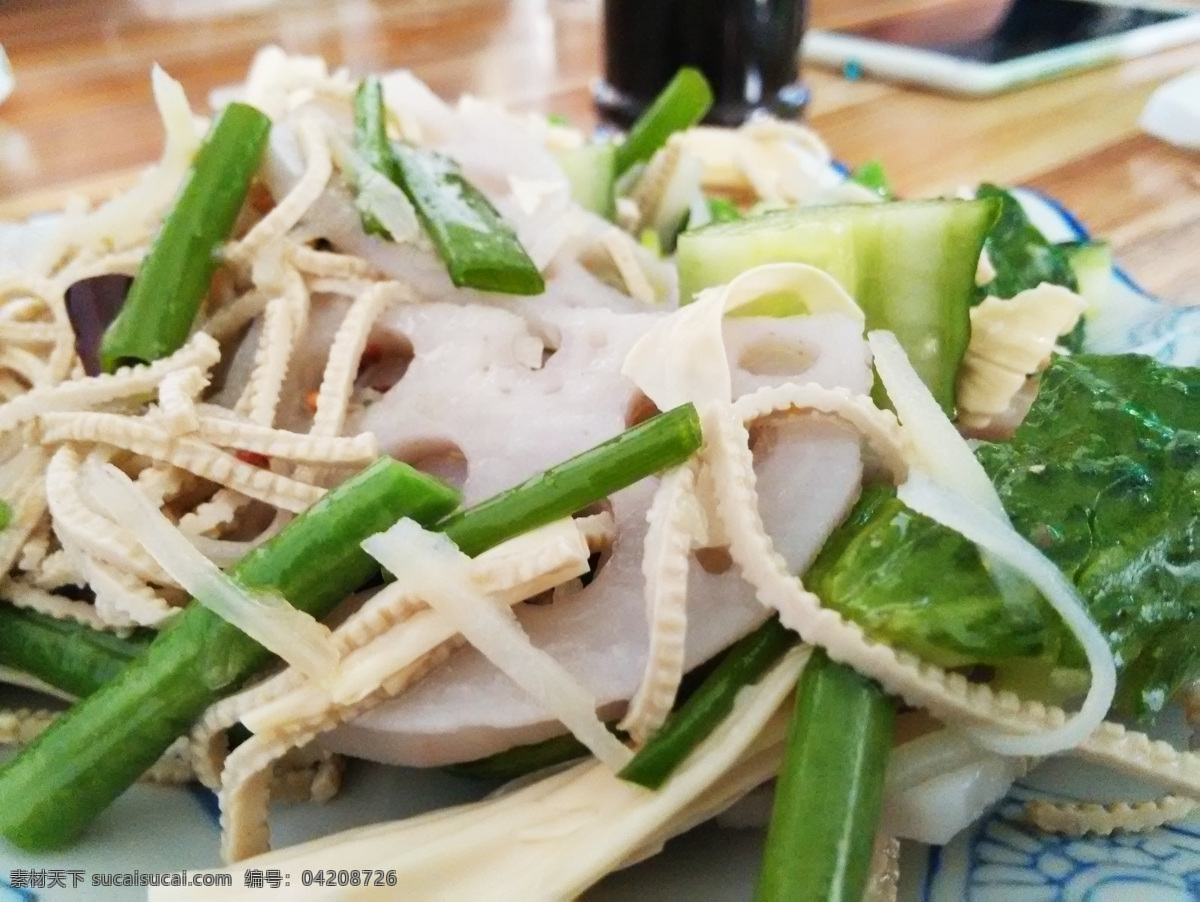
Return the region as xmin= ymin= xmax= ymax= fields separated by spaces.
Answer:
xmin=64 ymin=274 xmax=133 ymax=376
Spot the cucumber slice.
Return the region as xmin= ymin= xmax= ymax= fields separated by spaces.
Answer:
xmin=555 ymin=142 xmax=616 ymax=219
xmin=1060 ymin=240 xmax=1113 ymax=316
xmin=676 ymin=198 xmax=999 ymax=412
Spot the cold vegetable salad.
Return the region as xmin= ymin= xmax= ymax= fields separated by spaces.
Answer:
xmin=0 ymin=48 xmax=1196 ymax=900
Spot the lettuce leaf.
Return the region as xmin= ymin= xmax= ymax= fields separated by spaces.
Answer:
xmin=808 ymin=352 xmax=1200 ymax=718
xmin=975 ymin=183 xmax=1084 ymax=351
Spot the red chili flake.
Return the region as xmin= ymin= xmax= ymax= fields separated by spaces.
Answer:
xmin=303 ymin=389 xmax=320 ymax=413
xmin=248 ymin=181 xmax=275 ymax=214
xmin=234 ymin=451 xmax=271 ymax=469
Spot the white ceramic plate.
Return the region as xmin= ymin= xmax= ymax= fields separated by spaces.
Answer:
xmin=1 ymin=189 xmax=1198 ymax=902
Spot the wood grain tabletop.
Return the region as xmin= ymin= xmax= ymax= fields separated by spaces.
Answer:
xmin=0 ymin=0 xmax=1197 ymax=302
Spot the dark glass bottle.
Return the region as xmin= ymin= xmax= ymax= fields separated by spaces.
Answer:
xmin=595 ymin=0 xmax=809 ymax=126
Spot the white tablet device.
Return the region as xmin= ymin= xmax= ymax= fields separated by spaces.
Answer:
xmin=803 ymin=0 xmax=1200 ymax=96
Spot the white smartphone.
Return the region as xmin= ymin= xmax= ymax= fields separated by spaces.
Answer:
xmin=803 ymin=0 xmax=1200 ymax=96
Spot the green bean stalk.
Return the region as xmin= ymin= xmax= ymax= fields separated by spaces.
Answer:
xmin=99 ymin=102 xmax=271 ymax=372
xmin=756 ymin=651 xmax=894 ymax=902
xmin=0 ymin=457 xmax=459 ymax=851
xmin=0 ymin=404 xmax=701 ymax=851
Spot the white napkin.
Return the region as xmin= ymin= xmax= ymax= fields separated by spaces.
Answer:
xmin=1140 ymin=69 xmax=1200 ymax=150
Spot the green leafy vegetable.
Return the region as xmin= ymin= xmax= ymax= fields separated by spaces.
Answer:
xmin=976 ymin=183 xmax=1078 ymax=299
xmin=0 ymin=498 xmax=10 ymax=531
xmin=809 ymin=352 xmax=1200 ymax=718
xmin=808 ymin=484 xmax=1057 ymax=668
xmin=975 ymin=183 xmax=1083 ymax=350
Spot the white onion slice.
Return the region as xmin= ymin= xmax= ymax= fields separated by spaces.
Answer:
xmin=868 ymin=329 xmax=1002 ymax=517
xmin=869 ymin=328 xmax=1114 ymax=754
xmin=81 ymin=461 xmax=337 ymax=684
xmin=898 ymin=472 xmax=1116 ymax=755
xmin=326 ymin=130 xmax=420 ymax=244
xmin=362 ymin=518 xmax=633 ymax=772
xmin=870 ymin=326 xmax=1032 ymax=593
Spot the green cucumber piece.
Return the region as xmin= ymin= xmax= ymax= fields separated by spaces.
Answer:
xmin=676 ymin=198 xmax=999 ymax=412
xmin=1060 ymin=240 xmax=1113 ymax=318
xmin=555 ymin=142 xmax=616 ymax=219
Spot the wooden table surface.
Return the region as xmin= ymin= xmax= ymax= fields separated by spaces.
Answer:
xmin=0 ymin=0 xmax=1197 ymax=303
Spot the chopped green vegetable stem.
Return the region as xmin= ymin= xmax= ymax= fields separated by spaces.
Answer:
xmin=614 ymin=68 xmax=713 ymax=176
xmin=385 ymin=138 xmax=545 ymax=295
xmin=0 ymin=403 xmax=703 ymax=850
xmin=554 ymin=142 xmax=617 ymax=219
xmin=352 ymin=75 xmax=544 ymax=296
xmin=0 ymin=606 xmax=152 ymax=699
xmin=447 ymin=730 xmax=596 ymax=781
xmin=0 ymin=458 xmax=460 ymax=851
xmin=438 ymin=403 xmax=702 ymax=556
xmin=619 ymin=616 xmax=795 ymax=788
xmin=756 ymin=649 xmax=894 ymax=902
xmin=0 ymin=498 xmax=10 ymax=531
xmin=98 ymin=102 xmax=271 ymax=372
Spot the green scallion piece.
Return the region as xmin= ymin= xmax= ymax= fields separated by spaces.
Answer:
xmin=353 ymin=74 xmax=543 ymax=295
xmin=438 ymin=403 xmax=702 ymax=556
xmin=756 ymin=650 xmax=895 ymax=902
xmin=387 ymin=139 xmax=545 ymax=295
xmin=99 ymin=101 xmax=271 ymax=372
xmin=0 ymin=498 xmax=10 ymax=531
xmin=614 ymin=68 xmax=713 ymax=176
xmin=619 ymin=616 xmax=795 ymax=789
xmin=0 ymin=457 xmax=461 ymax=851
